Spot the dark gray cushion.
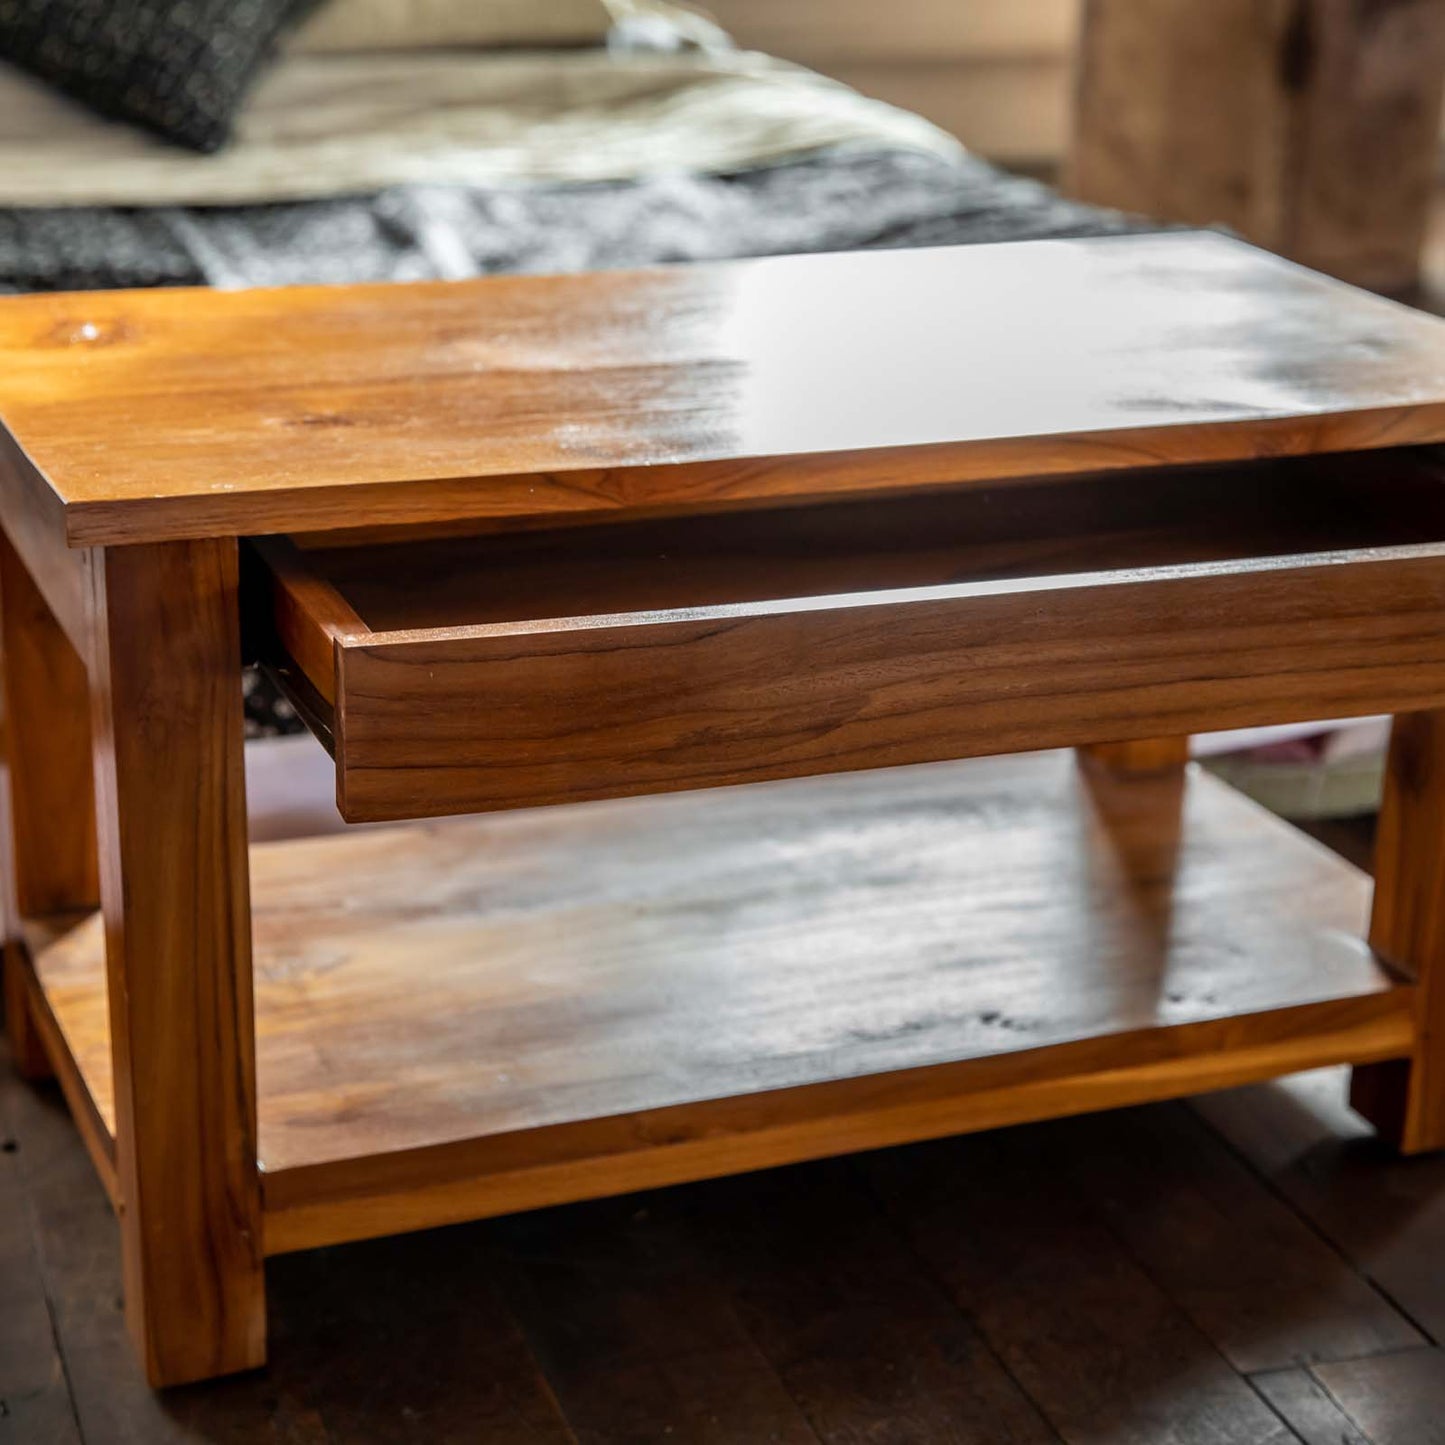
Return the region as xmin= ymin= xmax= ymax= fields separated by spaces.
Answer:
xmin=0 ymin=0 xmax=316 ymax=152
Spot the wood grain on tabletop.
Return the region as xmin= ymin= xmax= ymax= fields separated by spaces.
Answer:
xmin=3 ymin=234 xmax=1445 ymax=544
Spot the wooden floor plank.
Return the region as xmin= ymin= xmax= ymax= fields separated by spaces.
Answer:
xmin=0 ymin=1072 xmax=160 ymax=1445
xmin=0 ymin=1045 xmax=80 ymax=1445
xmin=205 ymin=1232 xmax=578 ymax=1445
xmin=674 ymin=1160 xmax=1060 ymax=1444
xmin=864 ymin=1127 xmax=1299 ymax=1445
xmin=1192 ymin=1068 xmax=1445 ymax=1343
xmin=2 ymin=1056 xmax=575 ymax=1444
xmin=16 ymin=975 xmax=1445 ymax=1443
xmin=1311 ymin=1350 xmax=1445 ymax=1445
xmin=1048 ymin=1102 xmax=1423 ymax=1370
xmin=1251 ymin=1370 xmax=1371 ymax=1445
xmin=488 ymin=1192 xmax=825 ymax=1445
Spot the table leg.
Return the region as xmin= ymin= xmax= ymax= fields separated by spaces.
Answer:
xmin=0 ymin=945 xmax=45 ymax=1078
xmin=89 ymin=539 xmax=264 ymax=1385
xmin=1352 ymin=711 xmax=1445 ymax=1153
xmin=0 ymin=531 xmax=98 ymax=1078
xmin=1078 ymin=738 xmax=1190 ymax=776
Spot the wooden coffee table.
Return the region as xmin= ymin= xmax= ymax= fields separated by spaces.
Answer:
xmin=5 ymin=233 xmax=1445 ymax=1387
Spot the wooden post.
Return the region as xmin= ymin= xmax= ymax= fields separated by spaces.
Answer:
xmin=1351 ymin=711 xmax=1445 ymax=1153
xmin=0 ymin=531 xmax=98 ymax=1079
xmin=1078 ymin=738 xmax=1191 ymax=777
xmin=1071 ymin=0 xmax=1445 ymax=294
xmin=89 ymin=539 xmax=265 ymax=1385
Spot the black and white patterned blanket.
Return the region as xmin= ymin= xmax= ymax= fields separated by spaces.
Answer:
xmin=0 ymin=149 xmax=1141 ymax=292
xmin=0 ymin=147 xmax=1146 ymax=733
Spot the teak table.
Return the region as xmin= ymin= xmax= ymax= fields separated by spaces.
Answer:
xmin=6 ymin=233 xmax=1445 ymax=1386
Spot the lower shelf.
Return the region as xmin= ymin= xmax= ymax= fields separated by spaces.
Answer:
xmin=29 ymin=750 xmax=1412 ymax=1256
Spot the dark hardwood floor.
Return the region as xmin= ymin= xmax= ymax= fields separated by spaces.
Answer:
xmin=5 ymin=804 xmax=1445 ymax=1445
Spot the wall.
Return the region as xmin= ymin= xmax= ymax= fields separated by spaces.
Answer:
xmin=700 ymin=0 xmax=1079 ymax=164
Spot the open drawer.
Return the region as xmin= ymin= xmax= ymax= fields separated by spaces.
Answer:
xmin=250 ymin=449 xmax=1445 ymax=822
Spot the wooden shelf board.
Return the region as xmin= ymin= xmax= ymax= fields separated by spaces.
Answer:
xmin=29 ymin=751 xmax=1412 ymax=1254
xmin=13 ymin=919 xmax=117 ymax=1207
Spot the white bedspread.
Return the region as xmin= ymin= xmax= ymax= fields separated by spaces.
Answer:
xmin=0 ymin=45 xmax=961 ymax=207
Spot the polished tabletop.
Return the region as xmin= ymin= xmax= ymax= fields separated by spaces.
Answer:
xmin=3 ymin=231 xmax=1445 ymax=545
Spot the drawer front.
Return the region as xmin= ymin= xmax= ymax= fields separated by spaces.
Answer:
xmin=323 ymin=551 xmax=1445 ymax=822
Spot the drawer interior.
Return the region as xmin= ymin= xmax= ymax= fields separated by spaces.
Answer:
xmin=252 ymin=446 xmax=1445 ymax=821
xmin=280 ymin=449 xmax=1445 ymax=634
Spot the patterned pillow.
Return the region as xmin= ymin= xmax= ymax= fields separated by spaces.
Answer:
xmin=0 ymin=0 xmax=317 ymax=152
